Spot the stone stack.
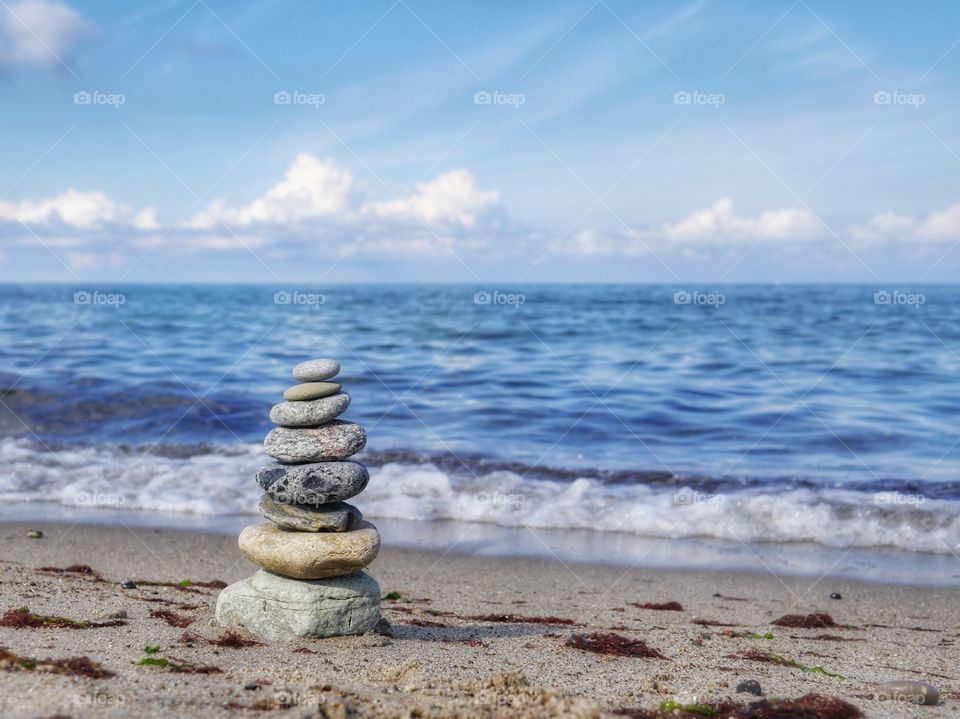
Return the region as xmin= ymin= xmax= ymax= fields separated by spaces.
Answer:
xmin=216 ymin=359 xmax=381 ymax=642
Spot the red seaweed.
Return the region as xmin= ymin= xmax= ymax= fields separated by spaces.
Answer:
xmin=631 ymin=601 xmax=684 ymax=611
xmin=149 ymin=609 xmax=194 ymax=628
xmin=0 ymin=607 xmax=125 ymax=629
xmin=210 ymin=630 xmax=261 ymax=648
xmin=773 ymin=613 xmax=837 ymax=629
xmin=467 ymin=613 xmax=578 ymax=625
xmin=613 ymin=693 xmax=863 ymax=718
xmin=566 ymin=632 xmax=666 ymax=659
xmin=0 ymin=646 xmax=114 ymax=679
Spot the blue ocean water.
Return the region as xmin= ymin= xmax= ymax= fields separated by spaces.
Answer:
xmin=0 ymin=283 xmax=957 ymax=554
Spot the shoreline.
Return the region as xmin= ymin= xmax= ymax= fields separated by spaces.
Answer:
xmin=0 ymin=520 xmax=956 ymax=717
xmin=2 ymin=502 xmax=959 ymax=588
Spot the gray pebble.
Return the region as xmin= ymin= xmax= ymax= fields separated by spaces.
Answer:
xmin=269 ymin=392 xmax=350 ymax=427
xmin=263 ymin=421 xmax=366 ymax=462
xmin=293 ymin=359 xmax=340 ymax=382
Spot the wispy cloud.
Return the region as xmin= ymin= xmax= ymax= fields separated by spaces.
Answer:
xmin=0 ymin=0 xmax=92 ymax=70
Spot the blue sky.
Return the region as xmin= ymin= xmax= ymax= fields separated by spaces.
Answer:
xmin=1 ymin=0 xmax=960 ymax=282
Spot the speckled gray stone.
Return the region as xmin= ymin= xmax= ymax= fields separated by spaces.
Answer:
xmin=263 ymin=421 xmax=366 ymax=462
xmin=877 ymin=680 xmax=939 ymax=705
xmin=293 ymin=359 xmax=340 ymax=382
xmin=283 ymin=382 xmax=341 ymax=402
xmin=269 ymin=392 xmax=350 ymax=427
xmin=258 ymin=494 xmax=362 ymax=532
xmin=256 ymin=461 xmax=369 ymax=505
xmin=215 ymin=569 xmax=380 ymax=642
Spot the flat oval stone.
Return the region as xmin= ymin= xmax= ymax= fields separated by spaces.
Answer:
xmin=283 ymin=382 xmax=341 ymax=402
xmin=269 ymin=392 xmax=350 ymax=427
xmin=264 ymin=422 xmax=366 ymax=462
xmin=256 ymin=461 xmax=369 ymax=504
xmin=238 ymin=521 xmax=380 ymax=579
xmin=216 ymin=569 xmax=380 ymax=641
xmin=258 ymin=495 xmax=362 ymax=532
xmin=293 ymin=359 xmax=340 ymax=382
xmin=877 ymin=680 xmax=939 ymax=705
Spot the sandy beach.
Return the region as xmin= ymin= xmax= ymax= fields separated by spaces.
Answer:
xmin=0 ymin=520 xmax=955 ymax=718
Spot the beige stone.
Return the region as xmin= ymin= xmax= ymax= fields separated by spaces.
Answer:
xmin=283 ymin=381 xmax=341 ymax=401
xmin=238 ymin=520 xmax=379 ymax=579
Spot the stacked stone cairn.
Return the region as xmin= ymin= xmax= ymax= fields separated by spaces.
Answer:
xmin=216 ymin=359 xmax=381 ymax=641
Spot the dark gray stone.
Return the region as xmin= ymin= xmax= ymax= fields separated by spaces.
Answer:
xmin=258 ymin=494 xmax=362 ymax=532
xmin=256 ymin=461 xmax=369 ymax=504
xmin=735 ymin=680 xmax=763 ymax=696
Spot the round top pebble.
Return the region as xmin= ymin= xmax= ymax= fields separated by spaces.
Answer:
xmin=293 ymin=358 xmax=340 ymax=382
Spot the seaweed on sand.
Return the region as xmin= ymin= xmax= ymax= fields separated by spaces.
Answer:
xmin=0 ymin=607 xmax=125 ymax=629
xmin=0 ymin=646 xmax=114 ymax=679
xmin=631 ymin=601 xmax=684 ymax=611
xmin=149 ymin=609 xmax=194 ymax=627
xmin=772 ymin=613 xmax=838 ymax=629
xmin=613 ymin=693 xmax=864 ymax=718
xmin=566 ymin=632 xmax=666 ymax=659
xmin=467 ymin=613 xmax=578 ymax=625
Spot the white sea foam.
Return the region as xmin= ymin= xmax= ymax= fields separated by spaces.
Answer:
xmin=0 ymin=437 xmax=956 ymax=554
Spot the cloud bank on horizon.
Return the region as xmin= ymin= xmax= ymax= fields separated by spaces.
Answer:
xmin=1 ymin=0 xmax=960 ymax=281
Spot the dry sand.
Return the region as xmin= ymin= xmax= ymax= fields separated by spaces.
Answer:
xmin=0 ymin=520 xmax=956 ymax=718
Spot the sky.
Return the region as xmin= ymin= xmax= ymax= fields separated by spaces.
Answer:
xmin=1 ymin=0 xmax=960 ymax=282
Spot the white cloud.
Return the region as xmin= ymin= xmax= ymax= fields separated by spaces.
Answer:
xmin=659 ymin=197 xmax=821 ymax=244
xmin=185 ymin=154 xmax=355 ymax=229
xmin=183 ymin=155 xmax=501 ymax=235
xmin=0 ymin=188 xmax=124 ymax=229
xmin=0 ymin=0 xmax=91 ymax=69
xmin=370 ymin=169 xmax=500 ymax=227
xmin=918 ymin=202 xmax=960 ymax=240
xmin=131 ymin=206 xmax=160 ymax=231
xmin=565 ymin=228 xmax=615 ymax=256
xmin=853 ymin=202 xmax=960 ymax=243
xmin=564 ymin=198 xmax=822 ymax=256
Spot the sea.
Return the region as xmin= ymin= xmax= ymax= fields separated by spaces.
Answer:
xmin=1 ymin=283 xmax=958 ymax=583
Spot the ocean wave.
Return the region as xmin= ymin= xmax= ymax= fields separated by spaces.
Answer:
xmin=0 ymin=437 xmax=957 ymax=554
